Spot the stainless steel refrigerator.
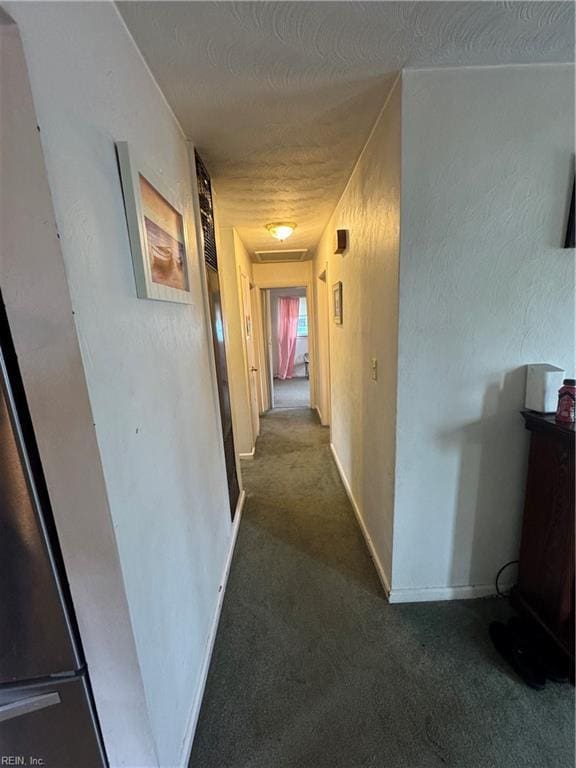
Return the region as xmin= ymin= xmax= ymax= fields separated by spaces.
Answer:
xmin=0 ymin=300 xmax=106 ymax=767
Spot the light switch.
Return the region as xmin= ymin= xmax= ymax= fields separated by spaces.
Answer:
xmin=371 ymin=358 xmax=378 ymax=381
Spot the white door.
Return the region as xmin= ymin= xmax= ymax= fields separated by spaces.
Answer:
xmin=240 ymin=270 xmax=260 ymax=440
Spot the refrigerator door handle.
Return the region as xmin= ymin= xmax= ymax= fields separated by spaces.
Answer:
xmin=0 ymin=691 xmax=61 ymax=723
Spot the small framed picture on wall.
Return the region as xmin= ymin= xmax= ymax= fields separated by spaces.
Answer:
xmin=116 ymin=141 xmax=194 ymax=304
xmin=333 ymin=281 xmax=343 ymax=325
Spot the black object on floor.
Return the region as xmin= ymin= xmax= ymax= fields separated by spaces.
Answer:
xmin=489 ymin=616 xmax=570 ymax=690
xmin=508 ymin=616 xmax=570 ymax=683
xmin=489 ymin=620 xmax=546 ymax=690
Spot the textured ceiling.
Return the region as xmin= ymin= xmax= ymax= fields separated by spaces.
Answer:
xmin=118 ymin=1 xmax=574 ymax=256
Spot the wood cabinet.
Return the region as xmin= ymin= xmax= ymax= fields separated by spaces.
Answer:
xmin=515 ymin=412 xmax=574 ymax=664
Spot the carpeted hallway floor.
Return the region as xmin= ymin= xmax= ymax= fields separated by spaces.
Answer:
xmin=273 ymin=377 xmax=310 ymax=408
xmin=189 ymin=408 xmax=574 ymax=768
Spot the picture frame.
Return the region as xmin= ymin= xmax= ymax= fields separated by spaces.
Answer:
xmin=116 ymin=141 xmax=193 ymax=304
xmin=333 ymin=281 xmax=343 ymax=325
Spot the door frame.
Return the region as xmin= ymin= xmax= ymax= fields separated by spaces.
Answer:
xmin=316 ymin=263 xmax=332 ymax=426
xmin=239 ymin=267 xmax=260 ymax=443
xmin=189 ymin=146 xmax=244 ymax=496
xmin=254 ymin=287 xmax=273 ymax=412
xmin=252 ymin=277 xmax=317 ymax=411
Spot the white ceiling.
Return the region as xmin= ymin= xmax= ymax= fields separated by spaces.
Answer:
xmin=118 ymin=1 xmax=574 ymax=257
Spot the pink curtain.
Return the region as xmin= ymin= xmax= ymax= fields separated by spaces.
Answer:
xmin=277 ymin=297 xmax=300 ymax=380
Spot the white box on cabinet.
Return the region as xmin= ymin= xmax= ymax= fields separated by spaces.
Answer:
xmin=525 ymin=364 xmax=565 ymax=413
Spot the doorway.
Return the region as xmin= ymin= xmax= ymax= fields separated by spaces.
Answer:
xmin=266 ymin=287 xmax=310 ymax=409
xmin=239 ymin=269 xmax=260 ymax=443
xmin=316 ymin=266 xmax=331 ymax=426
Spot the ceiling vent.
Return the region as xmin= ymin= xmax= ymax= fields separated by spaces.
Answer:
xmin=254 ymin=249 xmax=309 ymax=263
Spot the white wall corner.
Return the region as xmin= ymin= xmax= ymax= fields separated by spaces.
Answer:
xmin=329 ymin=443 xmax=392 ymax=598
xmin=387 ymin=582 xmax=515 ymax=604
xmin=394 ymin=63 xmax=574 ymax=595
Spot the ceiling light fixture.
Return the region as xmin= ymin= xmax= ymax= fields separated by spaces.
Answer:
xmin=266 ymin=222 xmax=296 ymax=242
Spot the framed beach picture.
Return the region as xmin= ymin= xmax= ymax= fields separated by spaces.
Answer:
xmin=333 ymin=281 xmax=343 ymax=325
xmin=116 ymin=142 xmax=193 ymax=303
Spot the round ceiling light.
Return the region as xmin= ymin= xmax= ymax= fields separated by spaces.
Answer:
xmin=266 ymin=222 xmax=296 ymax=242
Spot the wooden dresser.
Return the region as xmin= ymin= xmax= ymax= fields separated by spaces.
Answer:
xmin=515 ymin=412 xmax=575 ymax=665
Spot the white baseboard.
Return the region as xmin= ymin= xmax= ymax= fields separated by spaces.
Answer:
xmin=329 ymin=443 xmax=391 ymax=598
xmin=388 ymin=581 xmax=512 ymax=604
xmin=178 ymin=489 xmax=246 ymax=768
xmin=239 ymin=447 xmax=255 ymax=461
xmin=328 ymin=444 xmax=511 ymax=606
xmin=315 ymin=405 xmax=330 ymax=427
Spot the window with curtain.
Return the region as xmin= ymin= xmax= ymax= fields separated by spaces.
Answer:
xmin=297 ymin=297 xmax=308 ymax=337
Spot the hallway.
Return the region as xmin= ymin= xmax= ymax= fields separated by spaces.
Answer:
xmin=190 ymin=410 xmax=573 ymax=768
xmin=2 ymin=4 xmax=573 ymax=766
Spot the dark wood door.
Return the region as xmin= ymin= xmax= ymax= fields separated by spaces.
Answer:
xmin=205 ymin=265 xmax=239 ymax=516
xmin=196 ymin=151 xmax=239 ymax=518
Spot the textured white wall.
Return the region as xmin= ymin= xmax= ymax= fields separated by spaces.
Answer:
xmin=7 ymin=3 xmax=234 ymax=765
xmin=252 ymin=260 xmax=313 ymax=287
xmin=314 ymin=77 xmax=401 ymax=588
xmin=0 ymin=19 xmax=157 ymax=767
xmin=393 ymin=64 xmax=575 ymax=598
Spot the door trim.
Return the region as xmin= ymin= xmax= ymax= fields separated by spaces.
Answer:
xmin=239 ymin=267 xmax=260 ymax=444
xmin=252 ymin=277 xmax=317 ymax=410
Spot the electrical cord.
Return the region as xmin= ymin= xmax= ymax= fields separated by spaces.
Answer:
xmin=495 ymin=559 xmax=519 ymax=598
